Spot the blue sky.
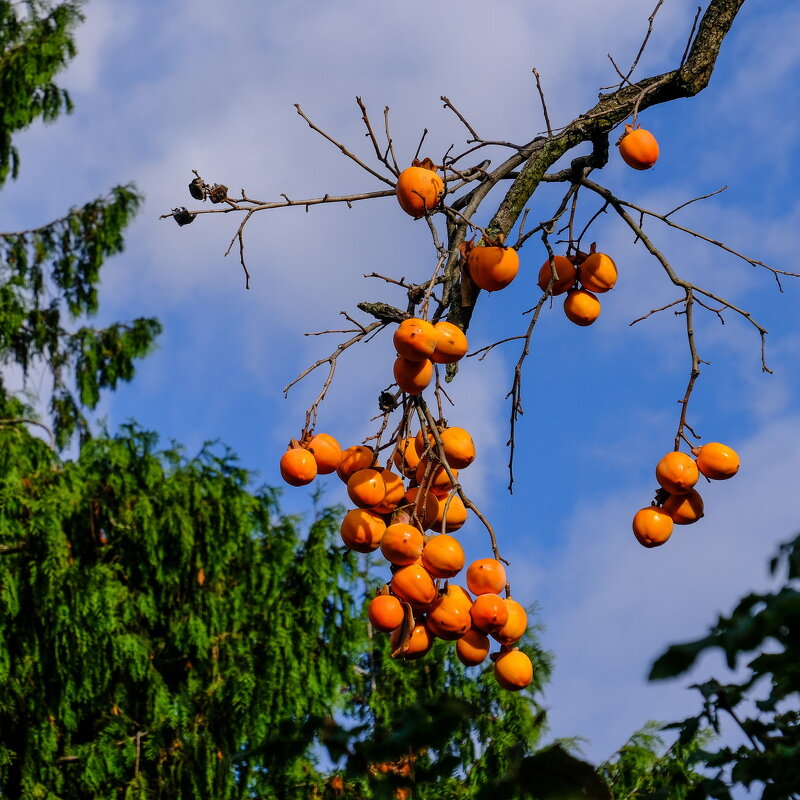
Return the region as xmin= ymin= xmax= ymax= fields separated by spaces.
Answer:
xmin=5 ymin=0 xmax=800 ymax=775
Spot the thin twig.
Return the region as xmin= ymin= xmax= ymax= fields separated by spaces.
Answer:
xmin=532 ymin=69 xmax=553 ymax=137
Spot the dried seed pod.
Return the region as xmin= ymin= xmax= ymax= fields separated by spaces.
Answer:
xmin=172 ymin=207 xmax=196 ymax=226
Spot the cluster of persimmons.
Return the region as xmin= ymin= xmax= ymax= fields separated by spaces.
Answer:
xmin=275 ymin=122 xmax=694 ymax=692
xmin=633 ymin=442 xmax=740 ymax=547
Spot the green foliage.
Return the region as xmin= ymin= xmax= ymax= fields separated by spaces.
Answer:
xmin=0 ymin=1 xmax=83 ymax=185
xmin=650 ymin=533 xmax=800 ymax=798
xmin=600 ymin=722 xmax=708 ymax=799
xmin=0 ymin=423 xmax=365 ymax=799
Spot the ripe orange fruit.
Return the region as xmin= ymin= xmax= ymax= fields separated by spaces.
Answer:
xmin=393 ymin=356 xmax=433 ymax=395
xmin=390 ymin=620 xmax=434 ymax=660
xmin=371 ymin=469 xmax=406 ymax=514
xmin=414 ymin=427 xmax=437 ymax=459
xmin=537 ymin=255 xmax=576 ymax=295
xmin=662 ymin=489 xmax=704 ymax=525
xmin=393 ymin=437 xmax=421 ymax=478
xmin=577 ymin=253 xmax=617 ymax=293
xmin=655 ymin=451 xmax=699 ymax=495
xmin=337 ymin=445 xmax=374 ymax=482
xmin=632 ymin=506 xmax=674 ymax=548
xmin=493 ymin=649 xmax=533 ymax=691
xmin=456 ymin=628 xmax=491 ymax=666
xmin=304 ymin=433 xmax=342 ymax=475
xmin=434 ymin=492 xmax=468 ymax=533
xmin=426 ymin=591 xmax=472 ymax=640
xmin=470 ymin=593 xmax=509 ymax=634
xmin=381 ymin=523 xmax=425 ymax=566
xmin=393 ymin=318 xmax=438 ymax=361
xmin=564 ymin=288 xmax=601 ymax=326
xmin=618 ymin=124 xmax=659 ymax=170
xmin=466 ymin=558 xmax=507 ymax=596
xmin=340 ymin=509 xmax=386 ymax=553
xmin=396 ymin=161 xmax=444 ymax=218
xmin=431 ymin=321 xmax=468 ymax=364
xmin=492 ymin=598 xmax=528 ymax=645
xmin=692 ymin=442 xmax=740 ymax=480
xmin=347 ymin=468 xmax=387 ymax=509
xmin=468 ymin=245 xmax=520 ymax=292
xmin=280 ymin=447 xmax=318 ymax=486
xmin=390 ymin=563 xmax=437 ymax=610
xmin=440 ymin=427 xmax=476 ymax=469
xmin=368 ymin=594 xmax=405 ymax=632
xmin=421 ymin=533 xmax=465 ymax=578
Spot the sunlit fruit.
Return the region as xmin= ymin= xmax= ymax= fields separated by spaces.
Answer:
xmin=466 ymin=558 xmax=507 ymax=596
xmin=564 ymin=288 xmax=601 ymax=326
xmin=578 ymin=252 xmax=617 ymax=293
xmin=381 ymin=523 xmax=425 ymax=566
xmin=394 ymin=356 xmax=433 ymax=395
xmin=493 ymin=648 xmax=533 ymax=691
xmin=662 ymin=489 xmax=704 ymax=525
xmin=468 ymin=245 xmax=520 ymax=292
xmin=372 ymin=469 xmax=406 ymax=514
xmin=393 ymin=317 xmax=438 ymax=361
xmin=280 ymin=447 xmax=318 ymax=486
xmin=337 ymin=445 xmax=374 ymax=482
xmin=492 ymin=597 xmax=528 ymax=645
xmin=390 ymin=563 xmax=437 ymax=609
xmin=421 ymin=533 xmax=465 ymax=578
xmin=426 ymin=591 xmax=472 ymax=640
xmin=440 ymin=427 xmax=476 ymax=469
xmin=618 ymin=124 xmax=659 ymax=170
xmin=431 ymin=321 xmax=468 ymax=364
xmin=396 ymin=160 xmax=443 ymax=218
xmin=304 ymin=432 xmax=342 ymax=475
xmin=537 ymin=255 xmax=576 ymax=295
xmin=655 ymin=451 xmax=699 ymax=495
xmin=456 ymin=628 xmax=491 ymax=666
xmin=340 ymin=508 xmax=386 ymax=553
xmin=632 ymin=506 xmax=674 ymax=548
xmin=470 ymin=593 xmax=509 ymax=634
xmin=347 ymin=468 xmax=387 ymax=509
xmin=692 ymin=442 xmax=740 ymax=480
xmin=368 ymin=594 xmax=405 ymax=633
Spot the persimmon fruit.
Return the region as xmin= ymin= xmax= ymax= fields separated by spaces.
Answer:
xmin=347 ymin=468 xmax=387 ymax=509
xmin=280 ymin=447 xmax=318 ymax=486
xmin=692 ymin=442 xmax=740 ymax=480
xmin=396 ymin=160 xmax=443 ymax=218
xmin=304 ymin=432 xmax=342 ymax=475
xmin=393 ymin=356 xmax=433 ymax=395
xmin=662 ymin=489 xmax=704 ymax=525
xmin=390 ymin=563 xmax=437 ymax=610
xmin=421 ymin=533 xmax=465 ymax=578
xmin=470 ymin=593 xmax=509 ymax=634
xmin=337 ymin=445 xmax=374 ymax=482
xmin=493 ymin=649 xmax=533 ymax=691
xmin=381 ymin=523 xmax=425 ymax=566
xmin=393 ymin=318 xmax=438 ymax=361
xmin=391 ymin=621 xmax=434 ymax=660
xmin=468 ymin=245 xmax=520 ymax=292
xmin=537 ymin=255 xmax=576 ymax=295
xmin=434 ymin=492 xmax=468 ymax=533
xmin=456 ymin=628 xmax=491 ymax=666
xmin=632 ymin=506 xmax=674 ymax=548
xmin=466 ymin=558 xmax=507 ymax=596
xmin=655 ymin=451 xmax=699 ymax=495
xmin=618 ymin=124 xmax=659 ymax=170
xmin=564 ymin=288 xmax=601 ymax=326
xmin=431 ymin=321 xmax=468 ymax=364
xmin=426 ymin=592 xmax=472 ymax=640
xmin=368 ymin=594 xmax=405 ymax=633
xmin=440 ymin=426 xmax=476 ymax=469
xmin=340 ymin=508 xmax=386 ymax=553
xmin=577 ymin=252 xmax=617 ymax=293
xmin=492 ymin=598 xmax=528 ymax=645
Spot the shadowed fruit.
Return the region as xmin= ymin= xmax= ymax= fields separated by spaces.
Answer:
xmin=381 ymin=523 xmax=425 ymax=566
xmin=394 ymin=356 xmax=433 ymax=395
xmin=427 ymin=592 xmax=472 ymax=640
xmin=340 ymin=509 xmax=386 ymax=553
xmin=470 ymin=593 xmax=509 ymax=634
xmin=456 ymin=629 xmax=491 ymax=666
xmin=390 ymin=621 xmax=434 ymax=660
xmin=337 ymin=445 xmax=374 ymax=482
xmin=662 ymin=489 xmax=704 ymax=525
xmin=537 ymin=255 xmax=576 ymax=295
xmin=390 ymin=563 xmax=437 ymax=609
xmin=578 ymin=252 xmax=617 ymax=293
xmin=492 ymin=598 xmax=528 ymax=645
xmin=347 ymin=468 xmax=387 ymax=509
xmin=372 ymin=469 xmax=405 ymax=514
xmin=434 ymin=493 xmax=467 ymax=533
